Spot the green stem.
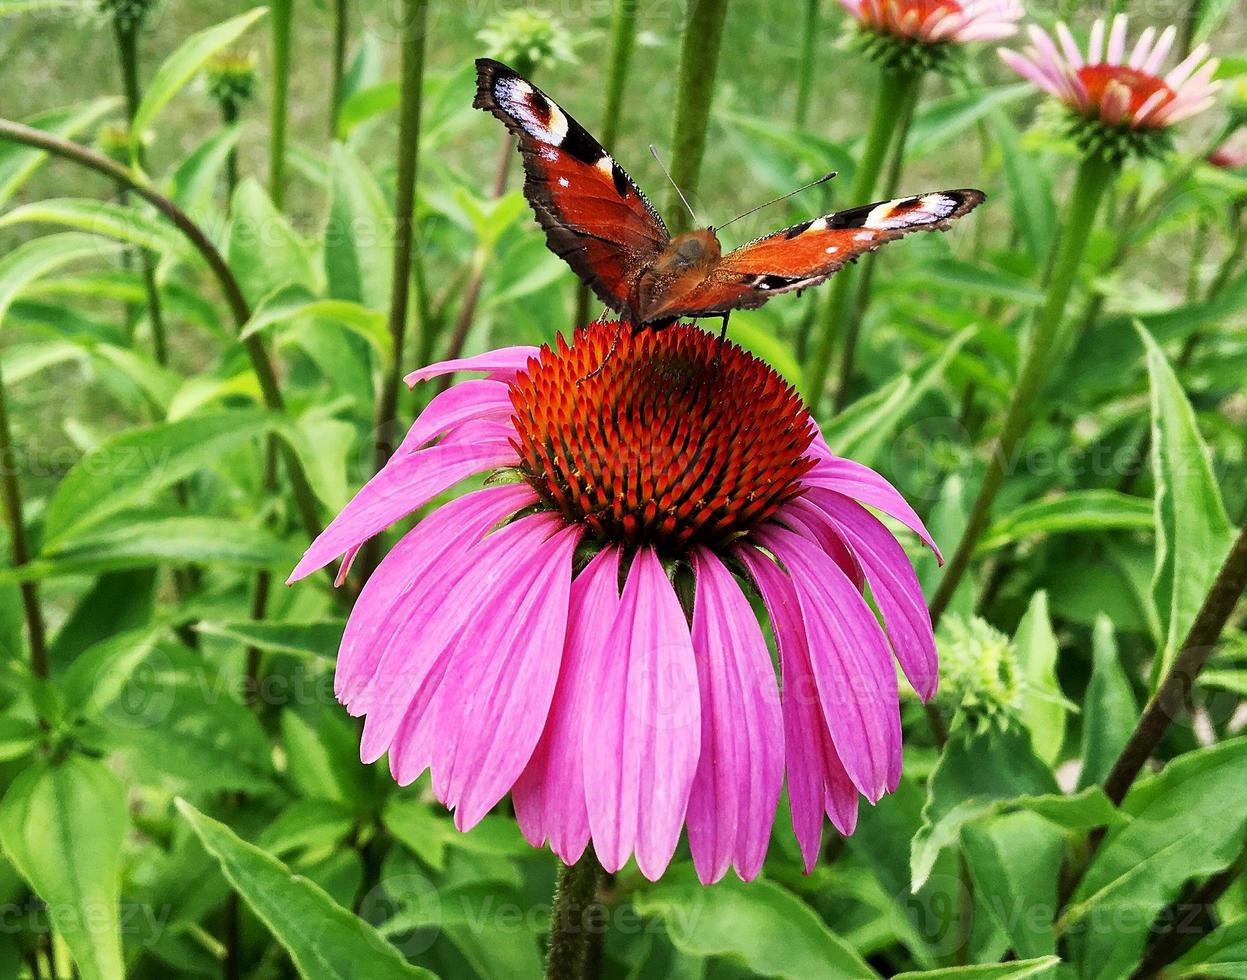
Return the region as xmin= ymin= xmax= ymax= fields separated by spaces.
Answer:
xmin=0 ymin=119 xmax=323 ymax=545
xmin=665 ymin=0 xmax=729 ymax=234
xmin=330 ymin=0 xmax=348 ymax=138
xmin=0 ymin=364 xmax=47 ymax=679
xmin=805 ymin=66 xmax=920 ymax=407
xmin=362 ymin=0 xmax=428 ymax=577
xmin=269 ymin=0 xmax=293 ymax=208
xmin=793 ymin=0 xmax=820 ymax=127
xmin=544 ymin=852 xmax=604 ymax=980
xmin=221 ymin=101 xmax=240 ymax=207
xmin=929 ymin=150 xmax=1117 ymax=624
xmin=831 ymin=71 xmax=922 ymax=412
xmin=575 ymin=0 xmax=640 ymax=327
xmin=112 ymin=15 xmax=169 ymax=366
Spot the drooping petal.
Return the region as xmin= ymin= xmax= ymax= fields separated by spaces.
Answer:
xmin=737 ymin=546 xmax=859 ymax=872
xmin=513 ymin=547 xmax=622 ymax=865
xmin=685 ymin=548 xmax=783 ymax=884
xmin=357 ymin=513 xmax=563 ymax=766
xmin=756 ymin=525 xmax=901 ymax=802
xmin=335 ymin=482 xmax=538 ymax=706
xmin=288 ymin=435 xmax=518 ymax=582
xmin=404 ymin=346 xmax=540 ymax=386
xmin=800 ymin=455 xmax=941 ymax=559
xmin=583 ymin=548 xmax=701 ymax=880
xmin=793 ymin=492 xmax=938 ymax=701
xmin=428 ymin=523 xmax=582 ymax=830
xmin=394 ymin=379 xmax=516 ymax=455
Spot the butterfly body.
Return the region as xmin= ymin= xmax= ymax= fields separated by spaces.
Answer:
xmin=474 ymin=57 xmax=985 ymax=330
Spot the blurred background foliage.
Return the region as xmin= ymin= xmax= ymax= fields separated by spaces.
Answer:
xmin=0 ymin=0 xmax=1245 ymax=978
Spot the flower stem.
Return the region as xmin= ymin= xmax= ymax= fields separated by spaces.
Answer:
xmin=330 ymin=0 xmax=349 ymax=138
xmin=929 ymin=150 xmax=1117 ymax=624
xmin=0 ymin=119 xmax=323 ymax=545
xmin=804 ymin=66 xmax=921 ymax=407
xmin=545 ymin=852 xmax=604 ymax=980
xmin=665 ymin=0 xmax=729 ymax=234
xmin=221 ymin=101 xmax=240 ymax=206
xmin=112 ymin=14 xmax=170 ymax=366
xmin=269 ymin=0 xmax=293 ymax=209
xmin=831 ymin=71 xmax=922 ymax=412
xmin=574 ymin=0 xmax=640 ymax=327
xmin=793 ymin=0 xmax=820 ymax=127
xmin=0 ymin=364 xmax=47 ymax=679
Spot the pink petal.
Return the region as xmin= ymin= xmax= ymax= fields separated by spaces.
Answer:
xmin=584 ymin=548 xmax=701 ymax=880
xmin=1165 ymin=43 xmax=1209 ymax=89
xmin=429 ymin=523 xmax=582 ymax=830
xmin=1106 ymin=14 xmax=1127 ymax=65
xmin=512 ymin=546 xmax=622 ymax=865
xmin=287 ymin=435 xmax=518 ymax=582
xmin=1087 ymin=18 xmax=1105 ymax=65
xmin=1000 ymin=49 xmax=1062 ymax=99
xmin=1055 ymin=22 xmax=1083 ymax=67
xmin=404 ymin=346 xmax=539 ymax=386
xmin=357 ymin=513 xmax=562 ymax=765
xmin=737 ymin=546 xmax=859 ymax=872
xmin=799 ymin=456 xmax=941 ymax=560
xmin=685 ymin=548 xmax=783 ymax=884
xmin=334 ymin=482 xmax=538 ymax=707
xmin=775 ymin=502 xmax=866 ymax=591
xmin=1143 ymin=25 xmax=1176 ymax=75
xmin=394 ymin=379 xmax=515 ymax=455
xmin=756 ymin=525 xmax=901 ymax=802
xmin=795 ymin=492 xmax=938 ymax=701
xmin=1127 ymin=26 xmax=1155 ymax=69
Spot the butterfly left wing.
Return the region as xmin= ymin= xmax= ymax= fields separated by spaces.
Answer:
xmin=641 ymin=189 xmax=985 ymax=322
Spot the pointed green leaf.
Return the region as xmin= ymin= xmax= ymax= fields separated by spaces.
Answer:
xmin=0 ymin=198 xmax=193 ymax=261
xmin=0 ymin=99 xmax=121 ymax=209
xmin=1139 ymin=324 xmax=1234 ymax=679
xmin=1012 ymin=591 xmax=1068 ymax=764
xmin=324 ymin=143 xmax=393 ymax=310
xmin=1077 ymin=615 xmax=1138 ymax=789
xmin=175 ymin=800 xmax=430 ymax=979
xmin=241 ymin=282 xmax=390 ymax=356
xmin=892 ymin=958 xmax=1060 ymax=979
xmin=228 ymin=179 xmax=317 ymax=305
xmin=0 ymin=756 xmax=128 ymax=980
xmin=977 ymin=491 xmax=1153 ymax=555
xmin=0 ymin=233 xmax=120 ymax=324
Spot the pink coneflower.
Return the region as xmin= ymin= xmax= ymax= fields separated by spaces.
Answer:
xmin=839 ymin=0 xmax=1024 ymax=45
xmin=289 ymin=322 xmax=939 ymax=884
xmin=1209 ymin=129 xmax=1247 ymax=170
xmin=999 ymin=14 xmax=1221 ymax=130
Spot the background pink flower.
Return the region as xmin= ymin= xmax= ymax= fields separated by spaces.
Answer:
xmin=839 ymin=0 xmax=1024 ymax=45
xmin=290 ymin=321 xmax=940 ymax=884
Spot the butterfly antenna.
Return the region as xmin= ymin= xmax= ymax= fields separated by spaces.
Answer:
xmin=716 ymin=171 xmax=838 ymax=232
xmin=649 ymin=145 xmax=701 ymax=227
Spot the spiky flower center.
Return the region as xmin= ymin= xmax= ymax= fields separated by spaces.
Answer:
xmin=1077 ymin=64 xmax=1174 ymax=123
xmin=509 ymin=322 xmax=815 ymax=554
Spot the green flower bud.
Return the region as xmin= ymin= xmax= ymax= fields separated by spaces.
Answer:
xmin=476 ymin=11 xmax=576 ymax=79
xmin=937 ymin=614 xmax=1023 ymax=735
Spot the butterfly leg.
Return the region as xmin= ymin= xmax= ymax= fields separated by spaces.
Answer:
xmin=714 ymin=312 xmax=731 ymax=364
xmin=577 ymin=320 xmax=624 ymax=385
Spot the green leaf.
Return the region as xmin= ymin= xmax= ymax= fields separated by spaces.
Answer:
xmin=1194 ymin=0 xmax=1236 ymax=44
xmin=1065 ymin=738 xmax=1247 ymax=980
xmin=175 ymin=800 xmax=431 ymax=979
xmin=634 ymin=866 xmax=878 ymax=979
xmin=892 ymin=958 xmax=1060 ymax=979
xmin=824 ymin=327 xmax=976 ymax=467
xmin=241 ymin=282 xmax=390 ymax=356
xmin=60 ymin=627 xmax=160 ymax=722
xmin=1172 ymin=913 xmax=1247 ymax=978
xmin=228 ymin=179 xmax=318 ymax=305
xmin=337 ymin=82 xmax=400 ymax=138
xmin=281 ymin=708 xmax=373 ymax=804
xmin=195 ymin=619 xmax=343 ymax=661
xmin=4 ymin=515 xmax=301 ymax=581
xmin=905 ymin=84 xmax=1031 ymax=159
xmin=0 ymin=716 xmax=38 ymax=761
xmin=130 ymin=8 xmax=269 ymax=152
xmin=0 ymin=232 xmax=120 ymax=323
xmin=989 ymin=110 xmax=1055 ymax=261
xmin=977 ymin=491 xmax=1153 ymax=555
xmin=257 ymin=800 xmax=355 ymax=860
xmin=899 ymin=259 xmax=1045 ymax=306
xmin=0 ymin=198 xmax=193 ymax=261
xmin=170 ymin=124 xmax=244 ymax=218
xmin=1012 ymin=591 xmax=1068 ymax=765
xmin=0 ymin=756 xmax=128 ymax=980
xmin=1077 ymin=615 xmax=1138 ymax=790
xmin=0 ymin=99 xmax=121 ymax=209
xmin=912 ymin=728 xmax=1058 ymax=891
xmin=42 ymin=410 xmax=273 ymax=548
xmin=324 ymin=143 xmax=393 ymax=310
xmin=1138 ymin=324 xmax=1234 ymax=679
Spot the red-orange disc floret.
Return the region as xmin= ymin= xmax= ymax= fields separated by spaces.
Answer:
xmin=508 ymin=321 xmax=817 ymax=554
xmin=1076 ymin=64 xmax=1175 ymax=123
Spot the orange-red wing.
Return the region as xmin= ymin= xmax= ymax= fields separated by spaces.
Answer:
xmin=643 ymin=189 xmax=985 ymax=321
xmin=474 ymin=58 xmax=669 ymax=316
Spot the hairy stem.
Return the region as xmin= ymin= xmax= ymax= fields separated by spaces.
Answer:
xmin=929 ymin=151 xmax=1117 ymax=624
xmin=805 ymin=66 xmax=920 ymax=407
xmin=269 ymin=0 xmax=293 ymax=208
xmin=665 ymin=0 xmax=729 ymax=234
xmin=545 ymin=852 xmax=604 ymax=980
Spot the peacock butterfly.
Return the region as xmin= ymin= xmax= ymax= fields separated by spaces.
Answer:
xmin=474 ymin=57 xmax=984 ymax=332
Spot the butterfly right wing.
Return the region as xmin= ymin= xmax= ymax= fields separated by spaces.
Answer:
xmin=474 ymin=58 xmax=669 ymax=319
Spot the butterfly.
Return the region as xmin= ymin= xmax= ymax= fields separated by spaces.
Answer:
xmin=474 ymin=57 xmax=984 ymax=332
